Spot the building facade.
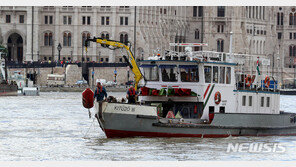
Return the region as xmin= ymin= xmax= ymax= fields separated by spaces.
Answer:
xmin=0 ymin=6 xmax=295 ymax=84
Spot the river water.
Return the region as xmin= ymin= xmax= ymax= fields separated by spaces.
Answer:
xmin=0 ymin=92 xmax=296 ymax=161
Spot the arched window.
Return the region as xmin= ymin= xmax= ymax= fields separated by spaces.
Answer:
xmin=82 ymin=32 xmax=91 ymax=46
xmin=290 ymin=13 xmax=294 ymax=25
xmin=68 ymin=33 xmax=71 ymax=46
xmin=124 ymin=34 xmax=128 ymax=45
xmin=101 ymin=32 xmax=109 ymax=47
xmin=44 ymin=33 xmax=49 ymax=46
xmin=217 ymin=39 xmax=224 ymax=52
xmin=49 ymin=33 xmax=53 ymax=46
xmin=195 ymin=29 xmax=199 ymax=39
xmin=294 ymin=46 xmax=296 ymax=57
xmin=120 ymin=34 xmax=124 ymax=43
xmin=63 ymin=33 xmax=68 ymax=46
xmin=290 ymin=45 xmax=293 ymax=57
xmin=119 ymin=33 xmax=128 ymax=45
xmin=63 ymin=32 xmax=72 ymax=46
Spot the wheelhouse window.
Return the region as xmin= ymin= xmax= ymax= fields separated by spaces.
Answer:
xmin=140 ymin=64 xmax=159 ymax=81
xmin=219 ymin=67 xmax=225 ymax=84
xmin=213 ymin=66 xmax=218 ymax=83
xmin=249 ymin=96 xmax=252 ymax=106
xmin=226 ymin=67 xmax=231 ymax=84
xmin=242 ymin=95 xmax=246 ymax=106
xmin=204 ymin=66 xmax=212 ymax=83
xmin=179 ymin=65 xmax=199 ymax=82
xmin=160 ymin=65 xmax=177 ymax=82
xmin=261 ymin=97 xmax=264 ymax=107
xmin=266 ymin=97 xmax=270 ymax=107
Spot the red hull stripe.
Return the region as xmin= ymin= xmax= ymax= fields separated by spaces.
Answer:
xmin=104 ymin=129 xmax=296 ymax=138
xmin=203 ymin=84 xmax=211 ymax=99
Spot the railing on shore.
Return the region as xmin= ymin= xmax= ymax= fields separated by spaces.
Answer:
xmin=7 ymin=62 xmax=128 ymax=68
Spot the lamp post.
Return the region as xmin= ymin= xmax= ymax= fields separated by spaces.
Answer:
xmin=57 ymin=43 xmax=62 ymax=62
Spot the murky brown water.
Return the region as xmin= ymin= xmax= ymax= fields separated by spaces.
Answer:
xmin=0 ymin=92 xmax=296 ymax=160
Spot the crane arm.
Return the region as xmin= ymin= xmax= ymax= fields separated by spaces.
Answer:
xmin=84 ymin=37 xmax=143 ymax=90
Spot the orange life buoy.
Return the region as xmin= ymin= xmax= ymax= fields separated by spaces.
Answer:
xmin=82 ymin=88 xmax=94 ymax=109
xmin=214 ymin=91 xmax=221 ymax=105
xmin=245 ymin=74 xmax=253 ymax=87
xmin=264 ymin=76 xmax=270 ymax=88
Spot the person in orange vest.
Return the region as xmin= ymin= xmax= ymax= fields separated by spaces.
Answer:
xmin=126 ymin=85 xmax=138 ymax=104
xmin=94 ymin=82 xmax=107 ymax=102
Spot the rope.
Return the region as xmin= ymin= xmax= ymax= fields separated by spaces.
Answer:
xmin=83 ymin=117 xmax=96 ymax=139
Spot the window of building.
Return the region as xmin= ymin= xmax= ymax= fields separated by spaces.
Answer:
xmin=82 ymin=16 xmax=86 ymax=25
xmin=106 ymin=17 xmax=110 ymax=25
xmin=44 ymin=32 xmax=53 ymax=46
xmin=217 ymin=39 xmax=224 ymax=52
xmin=63 ymin=32 xmax=71 ymax=46
xmin=82 ymin=32 xmax=91 ymax=46
xmin=289 ymin=45 xmax=296 ymax=57
xmin=44 ymin=33 xmax=48 ymax=46
xmin=125 ymin=17 xmax=128 ymax=25
xmin=226 ymin=67 xmax=231 ymax=84
xmin=180 ymin=66 xmax=199 ymax=82
xmin=204 ymin=66 xmax=212 ymax=83
xmin=198 ymin=6 xmax=203 ymax=17
xmin=101 ymin=16 xmax=105 ymax=25
xmin=217 ymin=6 xmax=225 ymax=17
xmin=278 ymin=32 xmax=282 ymax=39
xmin=249 ymin=96 xmax=252 ymax=106
xmin=49 ymin=33 xmax=53 ymax=46
xmin=195 ymin=29 xmax=199 ymax=39
xmin=49 ymin=16 xmax=53 ymax=24
xmin=160 ymin=8 xmax=162 ymax=14
xmin=266 ymin=97 xmax=270 ymax=107
xmin=164 ymin=8 xmax=167 ymax=14
xmin=219 ymin=67 xmax=225 ymax=84
xmin=120 ymin=33 xmax=128 ymax=45
xmin=119 ymin=58 xmax=123 ymax=62
xmin=87 ymin=16 xmax=91 ymax=25
xmin=242 ymin=96 xmax=246 ymax=106
xmin=105 ymin=58 xmax=109 ymax=62
xmin=63 ymin=16 xmax=67 ymax=24
xmin=213 ymin=66 xmax=218 ymax=83
xmin=261 ymin=96 xmax=264 ymax=107
xmin=68 ymin=16 xmax=72 ymax=25
xmin=120 ymin=17 xmax=124 ymax=25
xmin=45 ymin=15 xmax=48 ymax=24
xmin=160 ymin=66 xmax=177 ymax=82
xmin=19 ymin=15 xmax=24 ymax=23
xmin=294 ymin=33 xmax=296 ymax=39
xmin=290 ymin=33 xmax=293 ymax=39
xmin=193 ymin=6 xmax=197 ymax=17
xmin=217 ymin=25 xmax=224 ymax=33
xmin=142 ymin=65 xmax=159 ymax=81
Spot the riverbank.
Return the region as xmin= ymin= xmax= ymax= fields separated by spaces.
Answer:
xmin=40 ymin=86 xmax=127 ymax=92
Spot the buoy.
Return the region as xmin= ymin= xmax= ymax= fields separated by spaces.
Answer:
xmin=214 ymin=91 xmax=221 ymax=105
xmin=82 ymin=88 xmax=94 ymax=109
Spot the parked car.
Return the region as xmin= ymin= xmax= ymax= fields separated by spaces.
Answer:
xmin=106 ymin=81 xmax=117 ymax=87
xmin=75 ymin=80 xmax=88 ymax=86
xmin=96 ymin=79 xmax=107 ymax=86
xmin=125 ymin=80 xmax=134 ymax=86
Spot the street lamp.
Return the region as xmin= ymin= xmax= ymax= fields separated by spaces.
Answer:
xmin=57 ymin=43 xmax=62 ymax=62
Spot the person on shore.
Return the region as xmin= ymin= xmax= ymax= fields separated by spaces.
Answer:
xmin=94 ymin=82 xmax=107 ymax=102
xmin=126 ymin=85 xmax=137 ymax=104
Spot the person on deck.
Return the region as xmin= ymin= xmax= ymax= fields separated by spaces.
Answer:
xmin=126 ymin=85 xmax=138 ymax=104
xmin=94 ymin=82 xmax=107 ymax=102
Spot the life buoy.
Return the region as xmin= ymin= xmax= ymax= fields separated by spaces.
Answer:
xmin=264 ymin=76 xmax=270 ymax=88
xmin=214 ymin=91 xmax=221 ymax=105
xmin=245 ymin=74 xmax=253 ymax=87
xmin=82 ymin=88 xmax=94 ymax=109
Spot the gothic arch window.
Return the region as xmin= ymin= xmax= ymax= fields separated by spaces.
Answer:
xmin=289 ymin=45 xmax=296 ymax=57
xmin=63 ymin=32 xmax=71 ymax=47
xmin=289 ymin=8 xmax=296 ymax=25
xmin=217 ymin=39 xmax=224 ymax=52
xmin=82 ymin=32 xmax=91 ymax=46
xmin=195 ymin=29 xmax=199 ymax=39
xmin=120 ymin=33 xmax=128 ymax=45
xmin=44 ymin=32 xmax=53 ymax=46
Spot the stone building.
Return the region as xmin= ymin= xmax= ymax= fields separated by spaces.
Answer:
xmin=0 ymin=6 xmax=295 ymax=84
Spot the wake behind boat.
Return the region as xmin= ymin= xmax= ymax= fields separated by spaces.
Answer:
xmin=82 ymin=37 xmax=296 ymax=138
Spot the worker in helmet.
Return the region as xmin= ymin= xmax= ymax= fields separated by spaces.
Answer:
xmin=126 ymin=85 xmax=138 ymax=104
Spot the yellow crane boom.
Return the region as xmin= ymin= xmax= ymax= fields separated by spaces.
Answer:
xmin=84 ymin=37 xmax=143 ymax=90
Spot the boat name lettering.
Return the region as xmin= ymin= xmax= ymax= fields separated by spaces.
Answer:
xmin=114 ymin=106 xmax=131 ymax=112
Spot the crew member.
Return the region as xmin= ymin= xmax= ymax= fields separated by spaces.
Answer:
xmin=126 ymin=85 xmax=137 ymax=104
xmin=94 ymin=82 xmax=107 ymax=102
